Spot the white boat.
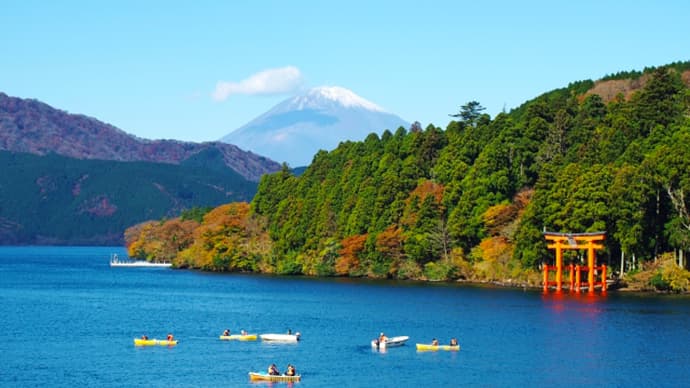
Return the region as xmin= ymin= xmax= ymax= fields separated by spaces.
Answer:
xmin=260 ymin=333 xmax=300 ymax=342
xmin=372 ymin=335 xmax=409 ymax=349
xmin=109 ymin=254 xmax=172 ymax=268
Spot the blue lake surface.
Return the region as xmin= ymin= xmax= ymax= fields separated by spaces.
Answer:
xmin=1 ymin=246 xmax=689 ymax=387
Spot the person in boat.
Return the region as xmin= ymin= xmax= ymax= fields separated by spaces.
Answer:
xmin=379 ymin=332 xmax=388 ymax=343
xmin=431 ymin=338 xmax=439 ymax=346
xmin=167 ymin=333 xmax=174 ymax=341
xmin=450 ymin=338 xmax=458 ymax=346
xmin=268 ymin=364 xmax=280 ymax=376
xmin=287 ymin=328 xmax=292 ymax=335
xmin=222 ymin=329 xmax=230 ymax=336
xmin=285 ymin=364 xmax=296 ymax=376
xmin=240 ymin=329 xmax=247 ymax=336
xmin=141 ymin=335 xmax=148 ymax=340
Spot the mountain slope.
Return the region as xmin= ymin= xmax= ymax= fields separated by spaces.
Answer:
xmin=0 ymin=91 xmax=282 ymax=245
xmin=584 ymin=68 xmax=690 ymax=102
xmin=221 ymin=86 xmax=409 ymax=166
xmin=0 ymin=92 xmax=280 ymax=181
xmin=0 ymin=150 xmax=257 ymax=245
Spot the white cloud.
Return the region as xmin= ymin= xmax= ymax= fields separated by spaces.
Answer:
xmin=213 ymin=66 xmax=303 ymax=101
xmin=271 ymin=132 xmax=288 ymax=142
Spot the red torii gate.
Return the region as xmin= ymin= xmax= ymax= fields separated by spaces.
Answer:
xmin=543 ymin=231 xmax=607 ymax=293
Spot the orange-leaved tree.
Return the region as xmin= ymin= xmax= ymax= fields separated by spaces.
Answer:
xmin=176 ymin=202 xmax=271 ymax=271
xmin=375 ymin=226 xmax=405 ymax=275
xmin=336 ymin=234 xmax=367 ymax=276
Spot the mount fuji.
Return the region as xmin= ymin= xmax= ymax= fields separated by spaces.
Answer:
xmin=220 ymin=86 xmax=409 ymax=167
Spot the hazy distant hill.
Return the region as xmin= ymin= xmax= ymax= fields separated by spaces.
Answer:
xmin=0 ymin=92 xmax=283 ymax=245
xmin=0 ymin=92 xmax=281 ymax=181
xmin=221 ymin=86 xmax=409 ymax=167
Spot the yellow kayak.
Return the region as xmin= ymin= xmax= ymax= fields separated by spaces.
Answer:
xmin=416 ymin=343 xmax=460 ymax=351
xmin=134 ymin=338 xmax=178 ymax=346
xmin=219 ymin=334 xmax=257 ymax=341
xmin=248 ymin=372 xmax=301 ymax=382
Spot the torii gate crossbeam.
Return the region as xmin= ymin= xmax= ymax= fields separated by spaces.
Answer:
xmin=543 ymin=231 xmax=606 ymax=293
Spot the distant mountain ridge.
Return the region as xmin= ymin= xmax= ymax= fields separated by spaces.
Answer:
xmin=221 ymin=86 xmax=409 ymax=167
xmin=0 ymin=91 xmax=281 ymax=245
xmin=0 ymin=92 xmax=280 ymax=181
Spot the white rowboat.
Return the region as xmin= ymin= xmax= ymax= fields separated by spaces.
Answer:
xmin=260 ymin=333 xmax=300 ymax=342
xmin=110 ymin=254 xmax=171 ymax=268
xmin=372 ymin=335 xmax=409 ymax=349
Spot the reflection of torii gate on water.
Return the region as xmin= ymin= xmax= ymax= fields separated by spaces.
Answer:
xmin=543 ymin=231 xmax=607 ymax=293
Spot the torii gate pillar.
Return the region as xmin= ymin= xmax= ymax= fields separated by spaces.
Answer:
xmin=544 ymin=232 xmax=606 ymax=293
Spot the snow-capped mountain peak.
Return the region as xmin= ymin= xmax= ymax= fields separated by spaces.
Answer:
xmin=291 ymin=86 xmax=385 ymax=112
xmin=307 ymin=86 xmax=385 ymax=112
xmin=221 ymin=86 xmax=408 ymax=167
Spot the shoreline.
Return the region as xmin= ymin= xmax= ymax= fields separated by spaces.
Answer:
xmin=174 ymin=264 xmax=690 ymax=295
xmin=456 ymin=278 xmax=690 ymax=295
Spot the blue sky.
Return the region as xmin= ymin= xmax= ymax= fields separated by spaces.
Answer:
xmin=1 ymin=1 xmax=688 ymax=142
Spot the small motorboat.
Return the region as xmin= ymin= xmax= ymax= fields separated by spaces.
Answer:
xmin=110 ymin=253 xmax=171 ymax=268
xmin=416 ymin=343 xmax=460 ymax=351
xmin=371 ymin=335 xmax=409 ymax=349
xmin=133 ymin=338 xmax=178 ymax=346
xmin=219 ymin=334 xmax=257 ymax=341
xmin=248 ymin=372 xmax=301 ymax=382
xmin=260 ymin=333 xmax=300 ymax=342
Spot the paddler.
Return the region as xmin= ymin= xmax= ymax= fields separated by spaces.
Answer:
xmin=285 ymin=364 xmax=296 ymax=376
xmin=268 ymin=364 xmax=280 ymax=376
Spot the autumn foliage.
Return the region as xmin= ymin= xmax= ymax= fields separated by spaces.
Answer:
xmin=126 ymin=202 xmax=271 ymax=271
xmin=336 ymin=234 xmax=367 ymax=275
xmin=127 ymin=218 xmax=199 ymax=261
xmin=483 ymin=203 xmax=517 ymax=236
xmin=410 ymin=180 xmax=444 ymax=205
xmin=375 ymin=226 xmax=404 ymax=262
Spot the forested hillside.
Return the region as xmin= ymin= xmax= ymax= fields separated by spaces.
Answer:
xmin=0 ymin=150 xmax=257 ymax=245
xmin=126 ymin=63 xmax=690 ymax=291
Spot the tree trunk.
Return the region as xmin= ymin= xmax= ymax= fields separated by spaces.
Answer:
xmin=620 ymin=251 xmax=625 ymax=276
xmin=680 ymin=249 xmax=684 ymax=269
xmin=655 ymin=190 xmax=660 ymax=260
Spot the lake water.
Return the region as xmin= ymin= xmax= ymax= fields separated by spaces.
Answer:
xmin=1 ymin=246 xmax=689 ymax=387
